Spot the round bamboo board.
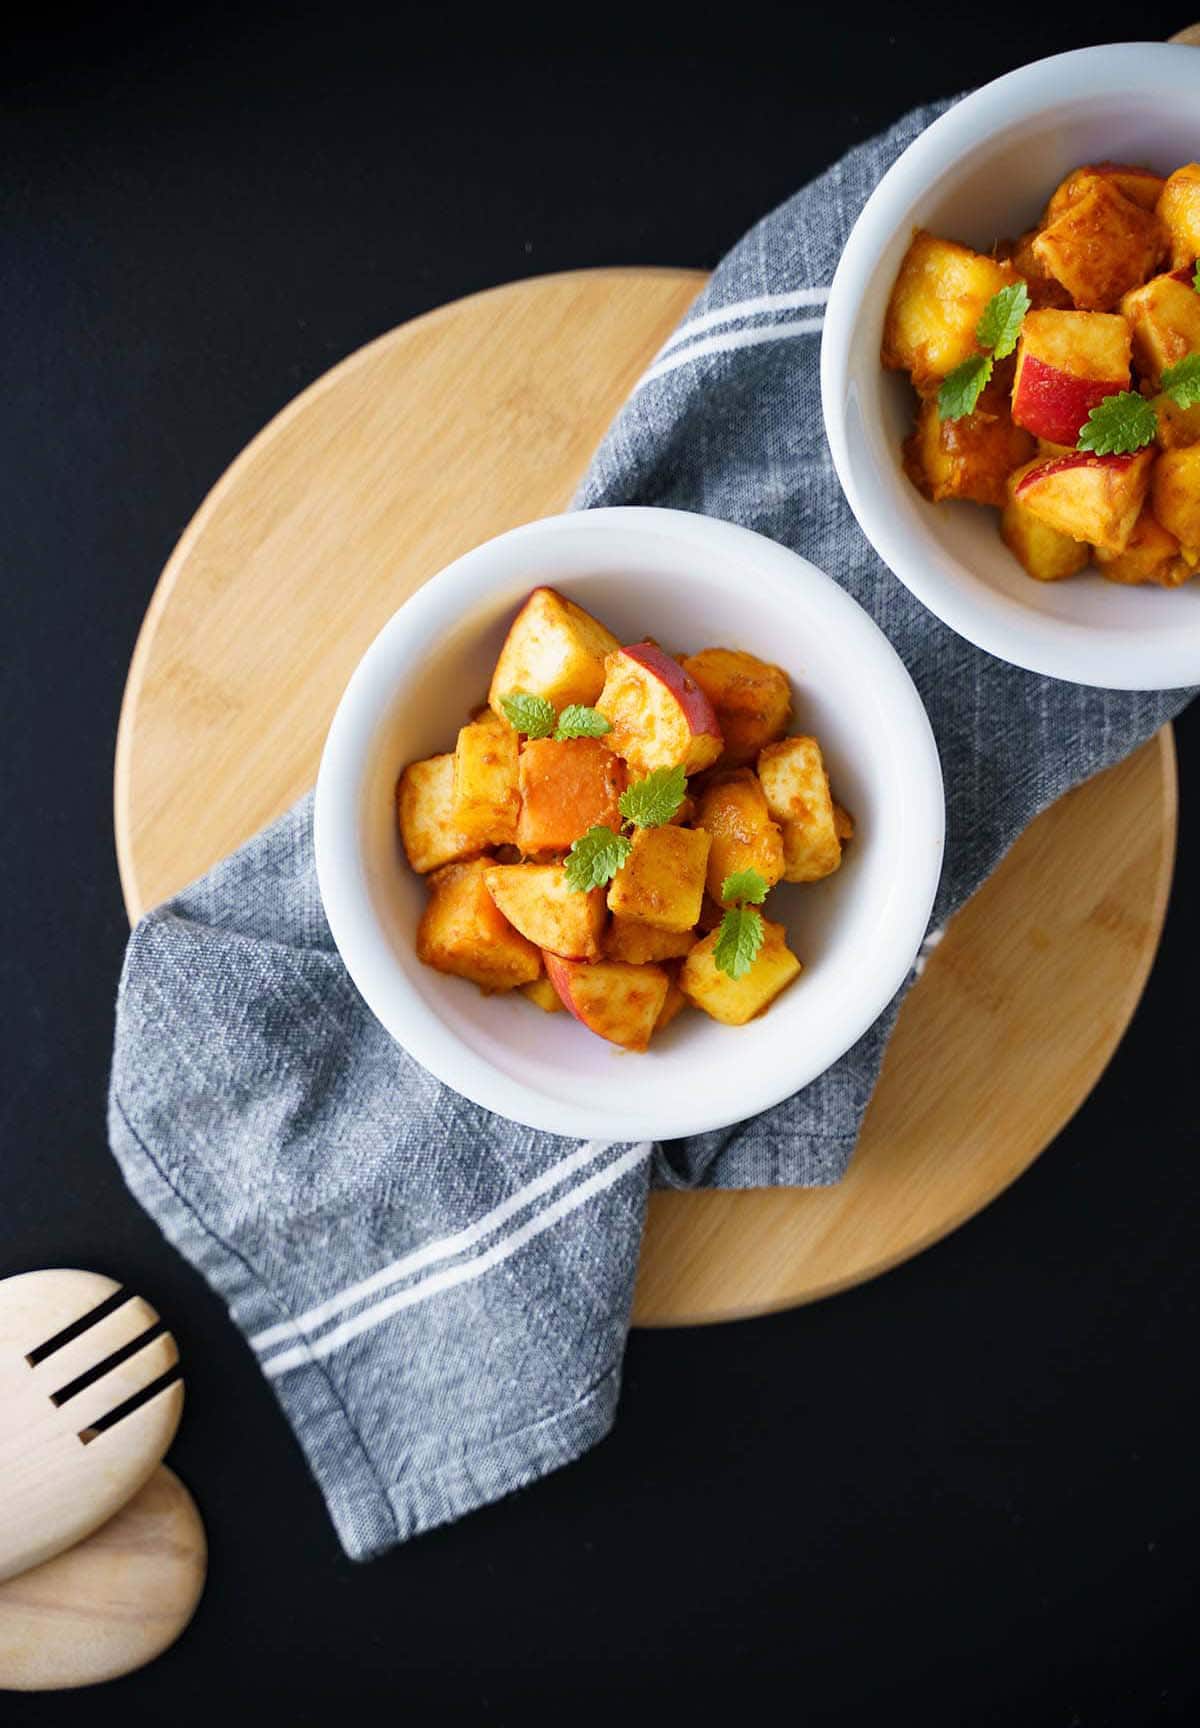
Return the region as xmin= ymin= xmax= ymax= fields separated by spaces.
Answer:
xmin=113 ymin=269 xmax=1177 ymax=1327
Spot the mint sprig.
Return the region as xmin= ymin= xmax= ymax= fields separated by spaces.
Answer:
xmin=937 ymin=283 xmax=1029 ymax=423
xmin=563 ymin=827 xmax=632 ymax=893
xmin=1076 ymin=391 xmax=1158 ymax=456
xmin=714 ymin=909 xmax=765 ymax=980
xmin=713 ymin=868 xmax=769 ymax=980
xmin=720 ymin=868 xmax=769 ymax=906
xmin=618 ymin=765 xmax=687 ymax=829
xmin=975 ymin=280 xmax=1030 ymax=361
xmin=938 ymin=354 xmax=993 ymax=422
xmin=564 ymin=764 xmax=688 ymax=894
xmin=554 ymin=704 xmax=611 ymax=741
xmin=499 ymin=691 xmax=611 ymax=741
xmin=1193 ymin=261 xmax=1200 ymax=294
xmin=1161 ymin=354 xmax=1200 ymax=412
xmin=499 ymin=692 xmax=557 ymax=738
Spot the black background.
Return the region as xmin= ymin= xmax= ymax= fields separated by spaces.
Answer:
xmin=3 ymin=5 xmax=1198 ymax=1721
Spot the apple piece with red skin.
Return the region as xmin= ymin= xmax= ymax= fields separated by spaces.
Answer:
xmin=596 ymin=641 xmax=724 ymax=776
xmin=543 ymin=952 xmax=670 ymax=1052
xmin=1010 ymin=309 xmax=1131 ymax=447
xmin=1010 ymin=357 xmax=1122 ymax=447
xmin=1014 ymin=449 xmax=1154 ymax=555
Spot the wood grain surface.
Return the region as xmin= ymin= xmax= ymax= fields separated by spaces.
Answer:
xmin=0 ymin=1270 xmax=183 ymax=1582
xmin=112 ymin=268 xmax=1177 ymax=1326
xmin=0 ymin=1466 xmax=206 ymax=1692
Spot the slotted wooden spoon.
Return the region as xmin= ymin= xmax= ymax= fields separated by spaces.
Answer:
xmin=0 ymin=1269 xmax=184 ymax=1583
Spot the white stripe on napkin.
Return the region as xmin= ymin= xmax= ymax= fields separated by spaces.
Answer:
xmin=634 ymin=315 xmax=824 ymax=393
xmin=250 ymin=1137 xmax=623 ymax=1354
xmin=261 ymin=1140 xmax=654 ymax=1379
xmin=653 ymin=285 xmax=829 ymax=360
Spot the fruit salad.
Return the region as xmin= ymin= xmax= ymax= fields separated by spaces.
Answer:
xmin=881 ymin=160 xmax=1200 ymax=587
xmin=396 ymin=587 xmax=852 ymax=1052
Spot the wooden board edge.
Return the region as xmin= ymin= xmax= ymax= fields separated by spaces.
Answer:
xmin=112 ymin=266 xmax=709 ymax=924
xmin=632 ymin=725 xmax=1179 ymax=1327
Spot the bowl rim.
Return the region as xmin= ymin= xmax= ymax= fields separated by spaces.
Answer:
xmin=314 ymin=505 xmax=946 ymax=1141
xmin=820 ymin=41 xmax=1200 ymax=692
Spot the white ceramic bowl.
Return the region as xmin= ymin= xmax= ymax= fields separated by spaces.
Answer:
xmin=315 ymin=507 xmax=944 ymax=1141
xmin=821 ymin=43 xmax=1200 ymax=691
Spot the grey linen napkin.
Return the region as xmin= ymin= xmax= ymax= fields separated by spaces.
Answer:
xmin=109 ymin=99 xmax=1194 ymax=1558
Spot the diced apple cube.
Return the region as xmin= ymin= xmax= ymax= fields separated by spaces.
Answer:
xmin=903 ymin=384 xmax=1035 ymax=508
xmin=1001 ymin=463 xmax=1091 ymax=581
xmin=417 ymin=860 xmax=541 ymax=991
xmin=543 ymin=955 xmax=669 ymax=1052
xmin=453 ymin=714 xmax=520 ymax=845
xmin=1045 ymin=162 xmax=1166 ymax=220
xmin=881 ymin=231 xmax=1014 ymax=385
xmin=678 ymin=648 xmax=792 ymax=766
xmin=1154 ymin=393 xmax=1200 ymax=452
xmin=1010 ymin=309 xmax=1131 ymax=446
xmin=694 ymin=770 xmax=785 ymax=902
xmin=680 ymin=919 xmax=801 ymax=1026
xmin=516 ymin=738 xmax=625 ymax=854
xmin=397 ymin=753 xmax=484 ymax=874
xmin=606 ymin=824 xmax=710 ymax=933
xmin=1156 ymin=164 xmax=1200 ymax=270
xmin=484 ymin=863 xmax=606 ymax=959
xmin=1094 ymin=506 xmax=1188 ymax=587
xmin=1010 ymin=229 xmax=1075 ymax=310
xmin=521 ymin=975 xmax=564 ymax=1013
xmin=1031 ymin=179 xmax=1164 ymax=310
xmin=603 ymin=917 xmax=696 ymax=965
xmin=1151 ymin=445 xmax=1200 ymax=558
xmin=756 ymin=737 xmax=845 ymax=883
xmin=1119 ymin=273 xmax=1200 ymax=388
xmin=696 ymin=893 xmax=726 ymax=932
xmin=596 ymin=642 xmax=723 ymax=776
xmin=653 ymin=976 xmax=689 ymax=1035
xmin=1147 ymin=561 xmax=1195 ymax=589
xmin=1013 ymin=449 xmax=1154 ymax=554
xmin=487 ymin=587 xmax=620 ymax=720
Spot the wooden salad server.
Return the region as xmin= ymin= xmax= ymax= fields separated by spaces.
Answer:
xmin=0 ymin=1269 xmax=184 ymax=1582
xmin=0 ymin=1464 xmax=206 ymax=1692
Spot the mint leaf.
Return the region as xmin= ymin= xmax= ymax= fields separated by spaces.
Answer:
xmin=976 ymin=281 xmax=1030 ymax=360
xmin=563 ymin=826 xmax=631 ymax=892
xmin=618 ymin=764 xmax=687 ymax=829
xmin=1193 ymin=261 xmax=1200 ymax=294
xmin=499 ymin=691 xmax=557 ymax=739
xmin=937 ymin=353 xmax=993 ymax=422
xmin=1076 ymin=391 xmax=1158 ymax=456
xmin=1161 ymin=354 xmax=1200 ymax=411
xmin=713 ymin=906 xmax=765 ymax=981
xmin=554 ymin=704 xmax=612 ymax=741
xmin=720 ymin=868 xmax=769 ymax=906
